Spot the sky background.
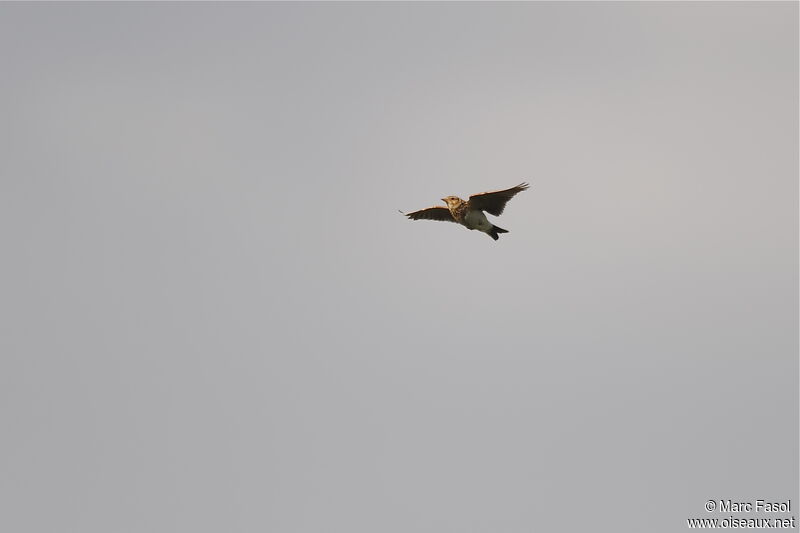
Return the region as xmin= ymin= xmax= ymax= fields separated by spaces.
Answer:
xmin=1 ymin=3 xmax=797 ymax=532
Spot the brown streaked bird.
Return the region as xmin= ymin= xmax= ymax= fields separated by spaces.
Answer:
xmin=402 ymin=182 xmax=529 ymax=241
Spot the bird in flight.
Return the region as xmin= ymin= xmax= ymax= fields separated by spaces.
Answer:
xmin=402 ymin=182 xmax=529 ymax=241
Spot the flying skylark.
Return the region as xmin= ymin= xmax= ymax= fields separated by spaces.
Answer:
xmin=403 ymin=182 xmax=529 ymax=241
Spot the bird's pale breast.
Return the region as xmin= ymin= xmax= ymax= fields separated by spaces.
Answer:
xmin=464 ymin=209 xmax=491 ymax=231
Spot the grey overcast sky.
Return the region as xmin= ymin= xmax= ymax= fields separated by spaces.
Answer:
xmin=1 ymin=2 xmax=797 ymax=532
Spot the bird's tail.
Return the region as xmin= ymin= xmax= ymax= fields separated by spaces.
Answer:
xmin=488 ymin=225 xmax=509 ymax=241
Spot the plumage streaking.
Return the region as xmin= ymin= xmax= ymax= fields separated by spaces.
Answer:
xmin=403 ymin=182 xmax=529 ymax=241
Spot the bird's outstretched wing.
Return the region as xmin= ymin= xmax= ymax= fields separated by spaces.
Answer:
xmin=403 ymin=206 xmax=456 ymax=223
xmin=468 ymin=182 xmax=529 ymax=216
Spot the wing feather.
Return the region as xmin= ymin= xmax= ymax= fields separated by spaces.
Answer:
xmin=468 ymin=182 xmax=529 ymax=216
xmin=403 ymin=206 xmax=456 ymax=223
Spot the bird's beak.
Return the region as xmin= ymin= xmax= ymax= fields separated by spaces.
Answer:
xmin=441 ymin=198 xmax=447 ymax=204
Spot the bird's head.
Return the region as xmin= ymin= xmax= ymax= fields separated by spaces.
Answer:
xmin=441 ymin=196 xmax=461 ymax=208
